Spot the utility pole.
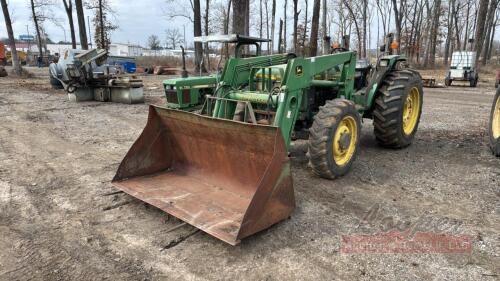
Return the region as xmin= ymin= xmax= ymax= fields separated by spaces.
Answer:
xmin=26 ymin=25 xmax=30 ymax=57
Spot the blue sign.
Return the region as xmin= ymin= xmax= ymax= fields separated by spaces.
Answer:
xmin=19 ymin=35 xmax=34 ymax=41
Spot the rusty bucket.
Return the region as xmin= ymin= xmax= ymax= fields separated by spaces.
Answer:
xmin=112 ymin=105 xmax=295 ymax=245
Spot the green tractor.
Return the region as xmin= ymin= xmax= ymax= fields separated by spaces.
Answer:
xmin=163 ymin=34 xmax=270 ymax=111
xmin=113 ymin=34 xmax=424 ymax=245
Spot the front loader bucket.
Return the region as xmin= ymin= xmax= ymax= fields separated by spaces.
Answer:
xmin=112 ymin=105 xmax=294 ymax=245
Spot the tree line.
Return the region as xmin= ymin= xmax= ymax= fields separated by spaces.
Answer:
xmin=2 ymin=0 xmax=499 ymax=75
xmin=165 ymin=0 xmax=499 ymax=71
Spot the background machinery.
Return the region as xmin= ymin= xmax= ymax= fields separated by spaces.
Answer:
xmin=49 ymin=48 xmax=144 ymax=104
xmin=112 ymin=35 xmax=424 ymax=245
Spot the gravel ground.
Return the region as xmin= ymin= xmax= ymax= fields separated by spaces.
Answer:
xmin=0 ymin=67 xmax=498 ymax=280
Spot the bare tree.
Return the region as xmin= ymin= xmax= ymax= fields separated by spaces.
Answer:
xmin=204 ymin=0 xmax=211 ymax=69
xmin=165 ymin=28 xmax=183 ymax=49
xmin=260 ymin=0 xmax=263 ymax=37
xmin=284 ymin=0 xmax=288 ymax=51
xmin=86 ymin=0 xmax=117 ymax=50
xmin=293 ymin=0 xmax=300 ymax=53
xmin=481 ymin=0 xmax=499 ymax=65
xmin=342 ymin=0 xmax=362 ymax=57
xmin=321 ymin=0 xmax=327 ymax=54
xmin=392 ymin=0 xmax=402 ymax=43
xmin=194 ymin=0 xmax=206 ymax=73
xmin=233 ymin=0 xmax=249 ymax=35
xmin=302 ymin=0 xmax=309 ymax=54
xmin=147 ymin=35 xmax=161 ymax=50
xmin=474 ymin=0 xmax=489 ymax=65
xmin=164 ymin=0 xmax=206 ymax=72
xmin=75 ymin=0 xmax=88 ymax=49
xmin=62 ymin=0 xmax=77 ymax=48
xmin=270 ymin=0 xmax=276 ymax=53
xmin=265 ymin=0 xmax=270 ymax=52
xmin=30 ymin=0 xmax=55 ymax=59
xmin=444 ymin=0 xmax=454 ymax=65
xmin=309 ymin=0 xmax=320 ymax=56
xmin=1 ymin=0 xmax=21 ymax=75
xmin=428 ymin=0 xmax=442 ymax=67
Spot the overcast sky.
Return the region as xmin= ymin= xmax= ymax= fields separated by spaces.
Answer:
xmin=0 ymin=0 xmax=293 ymax=49
xmin=0 ymin=0 xmax=192 ymax=46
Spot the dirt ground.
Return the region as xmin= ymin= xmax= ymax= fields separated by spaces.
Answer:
xmin=0 ymin=67 xmax=499 ymax=281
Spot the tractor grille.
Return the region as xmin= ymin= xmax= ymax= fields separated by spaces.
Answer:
xmin=165 ymin=89 xmax=178 ymax=104
xmin=182 ymin=89 xmax=191 ymax=103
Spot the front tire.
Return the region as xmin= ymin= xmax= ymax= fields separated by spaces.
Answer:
xmin=373 ymin=69 xmax=424 ymax=148
xmin=489 ymin=88 xmax=500 ymax=156
xmin=308 ymin=99 xmax=361 ymax=179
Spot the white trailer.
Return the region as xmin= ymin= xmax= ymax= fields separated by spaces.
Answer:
xmin=445 ymin=51 xmax=478 ymax=87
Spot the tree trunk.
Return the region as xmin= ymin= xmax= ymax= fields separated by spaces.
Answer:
xmin=293 ymin=0 xmax=299 ymax=53
xmin=362 ymin=0 xmax=367 ymax=57
xmin=343 ymin=0 xmax=362 ymax=58
xmin=284 ymin=0 xmax=287 ymax=52
xmin=303 ymin=0 xmax=309 ymax=56
xmin=194 ymin=0 xmax=206 ymax=73
xmin=278 ymin=19 xmax=283 ymax=53
xmin=392 ymin=0 xmax=401 ymax=43
xmin=1 ymin=0 xmax=21 ymax=75
xmin=232 ymin=0 xmax=247 ymax=35
xmin=488 ymin=14 xmax=498 ymax=59
xmin=63 ymin=0 xmax=77 ymax=48
xmin=98 ymin=0 xmax=105 ymax=49
xmin=481 ymin=0 xmax=498 ymax=65
xmin=429 ymin=0 xmax=441 ymax=67
xmin=443 ymin=0 xmax=453 ymax=65
xmin=270 ymin=0 xmax=276 ymax=54
xmin=474 ymin=0 xmax=490 ymax=66
xmin=309 ymin=0 xmax=320 ymax=56
xmin=75 ymin=0 xmax=88 ymax=49
xmin=204 ymin=0 xmax=210 ymax=70
xmin=224 ymin=0 xmax=232 ymax=59
xmin=463 ymin=1 xmax=470 ymax=50
xmin=245 ymin=0 xmax=250 ymax=36
xmin=260 ymin=0 xmax=263 ymax=38
xmin=266 ymin=0 xmax=270 ymax=53
xmin=321 ymin=0 xmax=327 ymax=54
xmin=30 ymin=0 xmax=43 ymax=58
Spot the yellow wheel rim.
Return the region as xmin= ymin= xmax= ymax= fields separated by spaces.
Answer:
xmin=402 ymin=87 xmax=421 ymax=135
xmin=493 ymin=96 xmax=500 ymax=139
xmin=332 ymin=116 xmax=358 ymax=166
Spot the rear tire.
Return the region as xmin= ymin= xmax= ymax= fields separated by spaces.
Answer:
xmin=373 ymin=69 xmax=424 ymax=148
xmin=308 ymin=99 xmax=361 ymax=179
xmin=489 ymin=88 xmax=500 ymax=156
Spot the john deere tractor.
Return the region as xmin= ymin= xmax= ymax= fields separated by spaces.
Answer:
xmin=163 ymin=34 xmax=270 ymax=111
xmin=113 ymin=34 xmax=424 ymax=245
